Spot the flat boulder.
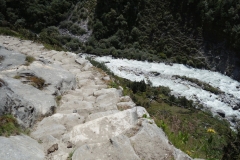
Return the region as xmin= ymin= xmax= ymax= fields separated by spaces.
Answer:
xmin=94 ymin=88 xmax=121 ymax=109
xmin=130 ymin=120 xmax=192 ymax=160
xmin=65 ymin=108 xmax=138 ymax=146
xmin=117 ymin=101 xmax=136 ymax=110
xmin=26 ymin=61 xmax=76 ymax=95
xmin=72 ymin=135 xmax=140 ymax=160
xmin=0 ymin=135 xmax=44 ymax=160
xmin=0 ymin=77 xmax=56 ymax=127
xmin=0 ymin=47 xmax=26 ymax=71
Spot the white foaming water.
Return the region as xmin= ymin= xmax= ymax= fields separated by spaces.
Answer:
xmin=82 ymin=54 xmax=240 ymax=125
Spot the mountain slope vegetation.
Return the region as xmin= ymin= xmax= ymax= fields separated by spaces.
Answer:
xmin=1 ymin=0 xmax=239 ymax=73
xmin=0 ymin=0 xmax=78 ymax=31
xmin=1 ymin=0 xmax=240 ymax=159
xmin=87 ymin=0 xmax=240 ymax=68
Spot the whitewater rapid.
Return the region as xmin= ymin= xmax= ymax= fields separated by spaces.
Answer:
xmin=83 ymin=54 xmax=240 ymax=125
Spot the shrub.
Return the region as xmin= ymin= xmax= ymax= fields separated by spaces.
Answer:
xmin=25 ymin=56 xmax=35 ymax=65
xmin=159 ymin=52 xmax=167 ymax=59
xmin=55 ymin=95 xmax=62 ymax=106
xmin=142 ymin=114 xmax=147 ymax=118
xmin=13 ymin=75 xmax=21 ymax=79
xmin=0 ymin=114 xmax=22 ymax=137
xmin=187 ymin=60 xmax=194 ymax=66
xmin=59 ymin=21 xmax=73 ymax=29
xmin=0 ymin=27 xmax=19 ymax=37
xmin=66 ymin=41 xmax=79 ymax=51
xmin=86 ymin=46 xmax=93 ymax=53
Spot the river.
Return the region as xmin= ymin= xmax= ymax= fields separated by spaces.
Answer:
xmin=82 ymin=54 xmax=240 ymax=127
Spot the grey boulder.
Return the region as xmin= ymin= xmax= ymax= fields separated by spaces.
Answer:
xmin=0 ymin=135 xmax=44 ymax=160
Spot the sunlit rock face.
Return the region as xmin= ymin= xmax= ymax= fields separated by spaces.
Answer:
xmin=0 ymin=35 xmax=192 ymax=160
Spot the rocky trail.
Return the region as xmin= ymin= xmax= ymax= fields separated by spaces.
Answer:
xmin=0 ymin=36 xmax=192 ymax=160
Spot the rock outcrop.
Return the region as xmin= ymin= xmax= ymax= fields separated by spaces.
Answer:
xmin=0 ymin=36 xmax=192 ymax=160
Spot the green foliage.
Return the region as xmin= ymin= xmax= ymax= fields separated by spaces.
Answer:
xmin=108 ymin=81 xmax=118 ymax=89
xmin=0 ymin=114 xmax=22 ymax=137
xmin=25 ymin=56 xmax=35 ymax=66
xmin=151 ymin=103 xmax=230 ymax=159
xmin=157 ymin=120 xmax=167 ymax=132
xmin=39 ymin=26 xmax=81 ymax=51
xmin=174 ymin=75 xmax=222 ymax=95
xmin=39 ymin=27 xmax=61 ymax=46
xmin=1 ymin=0 xmax=240 ymax=70
xmin=13 ymin=75 xmax=21 ymax=79
xmin=127 ymin=80 xmax=146 ymax=93
xmin=0 ymin=27 xmax=19 ymax=37
xmin=55 ymin=95 xmax=62 ymax=106
xmin=59 ymin=21 xmax=73 ymax=29
xmin=86 ymin=57 xmax=113 ymax=76
xmin=0 ymin=0 xmax=78 ymax=31
xmin=89 ymin=0 xmax=203 ymax=65
xmin=159 ymin=52 xmax=167 ymax=59
xmin=222 ymin=128 xmax=240 ymax=160
xmin=87 ymin=58 xmax=235 ymax=159
xmin=67 ymin=149 xmax=75 ymax=160
xmin=142 ymin=114 xmax=147 ymax=118
xmin=81 ymin=0 xmax=240 ymax=70
xmin=69 ymin=24 xmax=86 ymax=36
xmin=170 ymin=0 xmax=240 ymax=50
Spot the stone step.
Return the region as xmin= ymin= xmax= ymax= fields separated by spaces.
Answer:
xmin=59 ymin=100 xmax=94 ymax=112
xmin=72 ymin=135 xmax=140 ymax=160
xmin=0 ymin=35 xmax=193 ymax=160
xmin=31 ymin=113 xmax=84 ymax=140
xmin=60 ymin=94 xmax=84 ymax=103
xmin=85 ymin=110 xmax=119 ymax=122
xmin=64 ymin=108 xmax=138 ymax=147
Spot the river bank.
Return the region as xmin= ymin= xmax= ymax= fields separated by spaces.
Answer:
xmin=83 ymin=54 xmax=240 ymax=127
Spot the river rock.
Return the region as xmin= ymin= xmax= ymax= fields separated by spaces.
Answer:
xmin=216 ymin=109 xmax=225 ymax=118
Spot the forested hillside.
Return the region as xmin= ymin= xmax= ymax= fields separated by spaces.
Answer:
xmin=1 ymin=1 xmax=240 ymax=159
xmin=0 ymin=0 xmax=240 ymax=78
xmin=0 ymin=0 xmax=78 ymax=31
xmin=88 ymin=0 xmax=240 ymax=68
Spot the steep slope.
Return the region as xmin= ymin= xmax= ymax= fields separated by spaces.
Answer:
xmin=0 ymin=36 xmax=192 ymax=160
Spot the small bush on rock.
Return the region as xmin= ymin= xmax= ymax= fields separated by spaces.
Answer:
xmin=0 ymin=114 xmax=22 ymax=137
xmin=25 ymin=56 xmax=35 ymax=66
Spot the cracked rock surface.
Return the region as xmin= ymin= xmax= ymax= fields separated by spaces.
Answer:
xmin=0 ymin=36 xmax=191 ymax=160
